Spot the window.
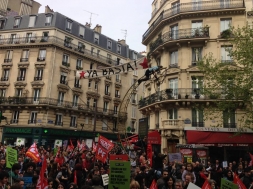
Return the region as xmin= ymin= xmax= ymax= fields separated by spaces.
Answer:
xmin=28 ymin=16 xmax=36 ymax=27
xmin=45 ymin=15 xmax=52 ymax=25
xmin=13 ymin=18 xmax=20 ymax=28
xmin=73 ymin=95 xmax=78 ymax=107
xmin=88 ymin=80 xmax=92 ymax=88
xmin=0 ymin=20 xmax=5 ymax=29
xmin=168 ymin=108 xmax=178 ymax=119
xmin=70 ymin=116 xmax=77 ymax=127
xmin=107 ymin=40 xmax=112 ymax=50
xmin=42 ymin=32 xmax=49 ymax=42
xmin=21 ymin=50 xmax=29 ymax=62
xmin=133 ymin=52 xmax=137 ymax=60
xmin=26 ymin=32 xmax=32 ymax=42
xmin=76 ymin=59 xmax=82 ymax=70
xmin=15 ymin=89 xmax=22 ymax=97
xmin=107 ymin=54 xmax=112 ymax=64
xmin=191 ymin=76 xmax=203 ymax=98
xmin=87 ymin=98 xmax=90 ymax=107
xmin=117 ymin=58 xmax=121 ymax=65
xmin=18 ymin=69 xmax=26 ymax=81
xmin=220 ymin=19 xmax=232 ymax=32
xmin=2 ymin=69 xmax=9 ymax=81
xmin=132 ymin=107 xmax=136 ymax=118
xmin=66 ymin=20 xmax=72 ymax=31
xmin=33 ymin=89 xmax=40 ymax=102
xmin=0 ymin=35 xmax=5 ymax=44
xmin=35 ymin=69 xmax=43 ymax=80
xmin=115 ymin=90 xmax=120 ymax=97
xmin=38 ymin=49 xmax=46 ymax=61
xmin=4 ymin=50 xmax=12 ymax=63
xmin=79 ymin=26 xmax=85 ymax=38
xmin=192 ymin=21 xmax=203 ymax=36
xmin=169 ymin=78 xmax=178 ymax=97
xmin=171 ymin=1 xmax=180 ymax=14
xmin=105 ymin=85 xmax=110 ymax=95
xmin=12 ymin=111 xmax=19 ymax=123
xmin=78 ymin=42 xmax=84 ymax=51
xmin=94 ymin=82 xmax=98 ymax=90
xmin=103 ymin=101 xmax=108 ymax=112
xmin=94 ymin=33 xmax=99 ymax=44
xmin=170 ymin=51 xmax=178 ymax=67
xmin=55 ymin=114 xmax=63 ymax=126
xmin=9 ymin=34 xmax=17 ymax=44
xmin=155 ymin=112 xmax=159 ymax=128
xmin=170 ymin=25 xmax=178 ymax=39
xmin=0 ymin=89 xmax=6 ymax=97
xmin=192 ymin=47 xmax=202 ymax=65
xmin=97 ymin=49 xmax=100 ymax=57
xmin=220 ymin=0 xmax=230 ymax=8
xmin=117 ymin=44 xmax=121 ymax=54
xmin=221 ymin=46 xmax=233 ymax=63
xmin=90 ymin=63 xmax=94 ymax=70
xmin=192 ymin=108 xmax=204 ymax=127
xmin=93 ymin=99 xmax=97 ymax=108
xmin=62 ymin=54 xmax=69 ymax=66
xmin=102 ymin=119 xmax=108 ymax=131
xmin=223 ymin=109 xmax=236 ymax=128
xmin=116 ymin=74 xmax=120 ymax=82
xmin=92 ymin=117 xmax=95 ymax=125
xmin=133 ymin=70 xmax=138 ymax=76
xmin=85 ymin=117 xmax=89 ymax=124
xmin=58 ymin=92 xmax=64 ymax=105
xmin=192 ymin=0 xmax=201 ymax=10
xmin=91 ymin=47 xmax=95 ymax=55
xmin=74 ymin=78 xmax=80 ymax=88
xmin=29 ymin=112 xmax=37 ymax=124
xmin=64 ymin=36 xmax=72 ymax=48
xmin=60 ymin=72 xmax=67 ymax=84
xmin=132 ymin=93 xmax=137 ymax=104
xmin=114 ymin=105 xmax=118 ymax=114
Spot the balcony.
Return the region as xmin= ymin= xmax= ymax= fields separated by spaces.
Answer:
xmin=4 ymin=59 xmax=12 ymax=63
xmin=37 ymin=57 xmax=45 ymax=61
xmin=34 ymin=77 xmax=42 ymax=81
xmin=1 ymin=77 xmax=8 ymax=81
xmin=74 ymin=84 xmax=81 ymax=88
xmin=10 ymin=119 xmax=18 ymax=124
xmin=143 ymin=0 xmax=244 ymax=43
xmin=70 ymin=123 xmax=77 ymax=128
xmin=17 ymin=77 xmax=25 ymax=81
xmin=20 ymin=58 xmax=28 ymax=62
xmin=60 ymin=80 xmax=68 ymax=85
xmin=28 ymin=120 xmax=36 ymax=124
xmin=149 ymin=27 xmax=209 ymax=53
xmin=162 ymin=119 xmax=184 ymax=129
xmin=55 ymin=122 xmax=63 ymax=126
xmin=62 ymin=62 xmax=70 ymax=67
xmin=169 ymin=63 xmax=178 ymax=68
xmin=138 ymin=88 xmax=244 ymax=109
xmin=192 ymin=122 xmax=205 ymax=127
xmin=76 ymin=66 xmax=83 ymax=70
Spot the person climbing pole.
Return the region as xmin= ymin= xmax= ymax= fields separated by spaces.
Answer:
xmin=138 ymin=65 xmax=164 ymax=84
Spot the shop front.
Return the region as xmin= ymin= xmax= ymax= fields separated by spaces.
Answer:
xmin=185 ymin=127 xmax=253 ymax=162
xmin=2 ymin=126 xmax=120 ymax=147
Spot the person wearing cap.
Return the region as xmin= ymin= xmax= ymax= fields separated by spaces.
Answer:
xmin=242 ymin=167 xmax=252 ymax=188
xmin=138 ymin=65 xmax=164 ymax=84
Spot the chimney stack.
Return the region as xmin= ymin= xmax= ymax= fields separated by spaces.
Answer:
xmin=45 ymin=5 xmax=54 ymax=13
xmin=94 ymin=24 xmax=102 ymax=34
xmin=85 ymin=22 xmax=91 ymax=28
xmin=118 ymin=39 xmax=126 ymax=45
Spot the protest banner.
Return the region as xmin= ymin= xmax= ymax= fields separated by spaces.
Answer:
xmin=109 ymin=160 xmax=130 ymax=189
xmin=110 ymin=154 xmax=128 ymax=161
xmin=6 ymin=147 xmax=17 ymax=168
xmin=221 ymin=178 xmax=238 ymax=189
xmin=168 ymin=153 xmax=182 ymax=162
xmin=187 ymin=182 xmax=201 ymax=189
xmin=102 ymin=174 xmax=109 ymax=186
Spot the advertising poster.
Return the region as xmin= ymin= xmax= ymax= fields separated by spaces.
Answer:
xmin=109 ymin=160 xmax=130 ymax=189
xmin=180 ymin=148 xmax=193 ymax=163
xmin=6 ymin=147 xmax=17 ymax=168
xmin=196 ymin=150 xmax=207 ymax=165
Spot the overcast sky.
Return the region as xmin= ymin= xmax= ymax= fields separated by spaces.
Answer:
xmin=38 ymin=0 xmax=152 ymax=53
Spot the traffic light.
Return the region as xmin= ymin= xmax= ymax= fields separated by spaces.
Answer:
xmin=0 ymin=112 xmax=6 ymax=123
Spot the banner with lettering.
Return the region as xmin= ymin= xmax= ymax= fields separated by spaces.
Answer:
xmin=26 ymin=143 xmax=40 ymax=163
xmin=180 ymin=148 xmax=193 ymax=163
xmin=76 ymin=58 xmax=148 ymax=79
xmin=95 ymin=135 xmax=114 ymax=163
xmin=6 ymin=147 xmax=17 ymax=168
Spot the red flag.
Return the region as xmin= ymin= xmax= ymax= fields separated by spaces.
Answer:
xmin=139 ymin=57 xmax=149 ymax=69
xmin=26 ymin=143 xmax=40 ymax=162
xmin=74 ymin=170 xmax=77 ymax=184
xmin=147 ymin=144 xmax=152 ymax=167
xmin=233 ymin=172 xmax=247 ymax=189
xmin=150 ymin=179 xmax=157 ymax=189
xmin=36 ymin=156 xmax=48 ymax=189
xmin=92 ymin=141 xmax=97 ymax=152
xmin=95 ymin=144 xmax=108 ymax=163
xmin=249 ymin=153 xmax=253 ymax=166
xmin=77 ymin=140 xmax=81 ymax=150
xmin=201 ymin=180 xmax=211 ymax=189
xmin=98 ymin=135 xmax=114 ymax=152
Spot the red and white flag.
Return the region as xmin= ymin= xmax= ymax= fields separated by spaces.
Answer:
xmin=95 ymin=135 xmax=114 ymax=163
xmin=92 ymin=141 xmax=97 ymax=152
xmin=26 ymin=143 xmax=40 ymax=162
xmin=150 ymin=179 xmax=157 ymax=189
xmin=233 ymin=172 xmax=247 ymax=189
xmin=36 ymin=156 xmax=48 ymax=189
xmin=201 ymin=180 xmax=211 ymax=189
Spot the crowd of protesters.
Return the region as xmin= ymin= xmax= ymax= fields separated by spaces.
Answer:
xmin=0 ymin=140 xmax=252 ymax=189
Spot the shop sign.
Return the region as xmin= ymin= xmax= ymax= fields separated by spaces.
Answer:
xmin=196 ymin=143 xmax=252 ymax=147
xmin=176 ymin=144 xmax=195 ymax=148
xmin=138 ymin=118 xmax=148 ymax=140
xmin=5 ymin=128 xmax=32 ymax=134
xmin=184 ymin=127 xmax=253 ymax=133
xmin=109 ymin=160 xmax=130 ymax=189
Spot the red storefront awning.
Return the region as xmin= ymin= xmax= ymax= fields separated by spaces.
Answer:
xmin=187 ymin=131 xmax=253 ymax=144
xmin=148 ymin=130 xmax=161 ymax=145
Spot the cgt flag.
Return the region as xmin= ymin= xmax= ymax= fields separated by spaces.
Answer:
xmin=36 ymin=156 xmax=48 ymax=189
xmin=233 ymin=172 xmax=246 ymax=189
xmin=76 ymin=57 xmax=148 ymax=79
xmin=26 ymin=143 xmax=40 ymax=163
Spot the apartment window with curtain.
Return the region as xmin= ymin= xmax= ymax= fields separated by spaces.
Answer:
xmin=5 ymin=50 xmax=13 ymax=62
xmin=91 ymin=47 xmax=95 ymax=55
xmin=103 ymin=101 xmax=108 ymax=112
xmin=76 ymin=59 xmax=82 ymax=70
xmin=107 ymin=40 xmax=112 ymax=50
xmin=115 ymin=90 xmax=120 ymax=97
xmin=60 ymin=72 xmax=67 ymax=84
xmin=33 ymin=89 xmax=40 ymax=102
xmin=11 ymin=111 xmax=19 ymax=123
xmin=220 ymin=18 xmax=232 ymax=32
xmin=73 ymin=95 xmax=78 ymax=107
xmin=58 ymin=92 xmax=64 ymax=105
xmin=169 ymin=78 xmax=178 ymax=97
xmin=28 ymin=16 xmax=36 ymax=27
xmin=42 ymin=32 xmax=49 ymax=42
xmin=45 ymin=15 xmax=52 ymax=26
xmin=192 ymin=47 xmax=202 ymax=66
xmin=132 ymin=107 xmax=136 ymax=118
xmin=79 ymin=26 xmax=85 ymax=38
xmin=0 ymin=89 xmax=6 ymax=97
xmin=116 ymin=74 xmax=120 ymax=82
xmin=170 ymin=25 xmax=178 ymax=39
xmin=192 ymin=76 xmax=203 ymax=97
xmin=171 ymin=1 xmax=180 ymax=14
xmin=94 ymin=82 xmax=98 ymax=90
xmin=62 ymin=54 xmax=69 ymax=66
xmin=93 ymin=99 xmax=97 ymax=109
xmin=21 ymin=50 xmax=29 ymax=62
xmin=55 ymin=114 xmax=63 ymax=126
xmin=38 ymin=49 xmax=46 ymax=61
xmin=87 ymin=98 xmax=90 ymax=107
xmin=66 ymin=20 xmax=72 ymax=31
xmin=29 ymin=112 xmax=37 ymax=124
xmin=102 ymin=119 xmax=108 ymax=130
xmin=191 ymin=20 xmax=203 ymax=35
xmin=105 ymin=85 xmax=110 ymax=95
xmin=192 ymin=108 xmax=204 ymax=127
xmin=155 ymin=112 xmax=159 ymax=128
xmin=223 ymin=109 xmax=236 ymax=128
xmin=114 ymin=105 xmax=118 ymax=114
xmin=94 ymin=33 xmax=99 ymax=44
xmin=74 ymin=78 xmax=80 ymax=88
xmin=70 ymin=116 xmax=77 ymax=127
xmin=117 ymin=45 xmax=121 ymax=54
xmin=9 ymin=34 xmax=16 ymax=44
xmin=170 ymin=51 xmax=178 ymax=67
xmin=168 ymin=108 xmax=178 ymax=125
xmin=221 ymin=46 xmax=233 ymax=63
xmin=107 ymin=54 xmax=112 ymax=63
xmin=18 ymin=68 xmax=26 ymax=81
xmin=13 ymin=17 xmax=20 ymax=28
xmin=2 ymin=69 xmax=9 ymax=81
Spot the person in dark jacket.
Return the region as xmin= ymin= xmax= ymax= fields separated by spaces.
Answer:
xmin=242 ymin=168 xmax=252 ymax=189
xmin=153 ymin=152 xmax=167 ymax=172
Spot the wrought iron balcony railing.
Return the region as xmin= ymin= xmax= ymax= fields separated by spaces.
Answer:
xmin=1 ymin=77 xmax=8 ymax=81
xmin=70 ymin=123 xmax=77 ymax=128
xmin=10 ymin=119 xmax=18 ymax=124
xmin=17 ymin=77 xmax=25 ymax=81
xmin=4 ymin=59 xmax=12 ymax=63
xmin=223 ymin=123 xmax=237 ymax=128
xmin=34 ymin=77 xmax=42 ymax=81
xmin=0 ymin=97 xmax=127 ymax=118
xmin=74 ymin=84 xmax=81 ymax=88
xmin=55 ymin=122 xmax=63 ymax=126
xmin=138 ymin=88 xmax=244 ymax=108
xmin=150 ymin=27 xmax=209 ymax=52
xmin=28 ymin=120 xmax=36 ymax=124
xmin=20 ymin=58 xmax=28 ymax=62
xmin=192 ymin=122 xmax=205 ymax=127
xmin=144 ymin=0 xmax=244 ymax=41
xmin=0 ymin=36 xmax=119 ymax=66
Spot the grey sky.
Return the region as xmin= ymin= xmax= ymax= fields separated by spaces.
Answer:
xmin=38 ymin=0 xmax=152 ymax=53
